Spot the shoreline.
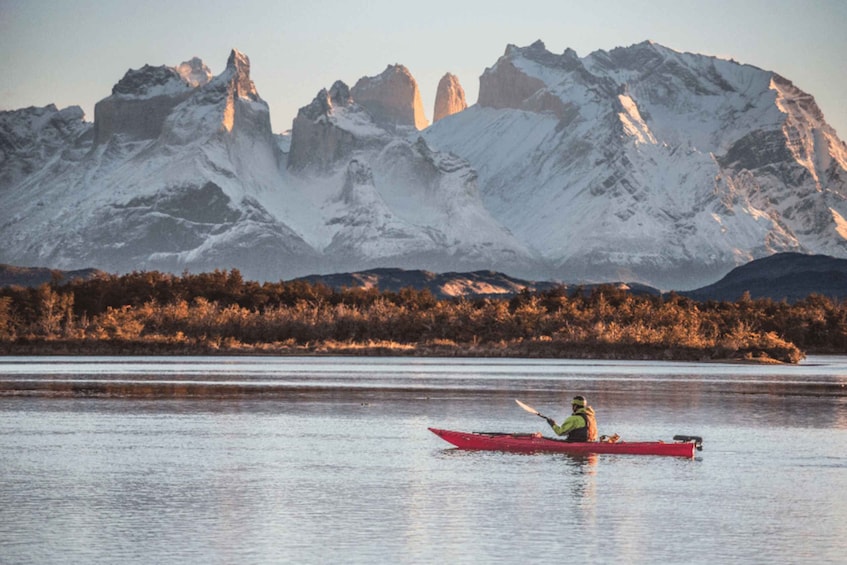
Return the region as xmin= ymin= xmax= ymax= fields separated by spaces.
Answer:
xmin=0 ymin=338 xmax=795 ymax=364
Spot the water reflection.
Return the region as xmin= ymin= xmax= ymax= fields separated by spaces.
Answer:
xmin=573 ymin=453 xmax=598 ymax=530
xmin=3 ymin=356 xmax=847 ymax=401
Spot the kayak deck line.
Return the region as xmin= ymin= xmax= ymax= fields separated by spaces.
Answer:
xmin=428 ymin=427 xmax=702 ymax=458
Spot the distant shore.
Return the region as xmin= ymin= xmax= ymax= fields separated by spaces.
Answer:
xmin=0 ymin=338 xmax=794 ymax=364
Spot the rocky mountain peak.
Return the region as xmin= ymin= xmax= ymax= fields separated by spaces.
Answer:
xmin=288 ymin=81 xmax=369 ymax=172
xmin=184 ymin=49 xmax=271 ymax=136
xmin=478 ymin=55 xmax=547 ymax=111
xmin=299 ymin=88 xmax=333 ymax=120
xmin=111 ymin=64 xmax=191 ymax=98
xmin=433 ymin=73 xmax=467 ymax=122
xmin=351 ymin=64 xmax=429 ymax=130
xmin=95 ymin=64 xmax=193 ymax=143
xmin=176 ymin=57 xmax=212 ymax=87
xmin=504 ymin=40 xmax=544 ymax=57
xmin=479 ymin=40 xmax=594 ymax=115
xmin=295 ymin=81 xmax=353 ymax=121
xmin=329 ymin=80 xmax=352 ymax=107
xmin=221 ymin=48 xmax=258 ymax=100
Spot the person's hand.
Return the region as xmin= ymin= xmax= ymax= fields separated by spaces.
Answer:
xmin=545 ymin=417 xmax=556 ymax=427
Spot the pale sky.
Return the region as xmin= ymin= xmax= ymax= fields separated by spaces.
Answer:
xmin=2 ymin=0 xmax=845 ymax=138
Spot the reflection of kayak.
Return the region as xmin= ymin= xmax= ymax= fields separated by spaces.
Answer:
xmin=429 ymin=428 xmax=702 ymax=458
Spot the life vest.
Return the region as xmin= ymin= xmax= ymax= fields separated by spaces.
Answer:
xmin=567 ymin=407 xmax=598 ymax=442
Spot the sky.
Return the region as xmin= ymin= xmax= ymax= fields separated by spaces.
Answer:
xmin=1 ymin=0 xmax=846 ymax=137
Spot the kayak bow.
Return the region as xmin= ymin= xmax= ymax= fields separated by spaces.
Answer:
xmin=429 ymin=427 xmax=701 ymax=458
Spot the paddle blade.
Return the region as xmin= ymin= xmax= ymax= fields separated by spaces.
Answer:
xmin=515 ymin=399 xmax=540 ymax=416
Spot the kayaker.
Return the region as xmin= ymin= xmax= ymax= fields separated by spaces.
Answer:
xmin=546 ymin=396 xmax=598 ymax=442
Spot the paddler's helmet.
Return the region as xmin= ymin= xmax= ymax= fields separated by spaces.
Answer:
xmin=571 ymin=396 xmax=587 ymax=407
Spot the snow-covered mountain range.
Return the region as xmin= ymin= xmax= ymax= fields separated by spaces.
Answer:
xmin=2 ymin=40 xmax=846 ymax=289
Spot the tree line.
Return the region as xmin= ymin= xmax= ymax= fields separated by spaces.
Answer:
xmin=2 ymin=268 xmax=846 ymax=363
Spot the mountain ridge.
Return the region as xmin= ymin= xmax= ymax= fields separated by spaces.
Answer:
xmin=2 ymin=40 xmax=846 ymax=289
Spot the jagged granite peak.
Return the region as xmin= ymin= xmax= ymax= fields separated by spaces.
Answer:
xmin=328 ymin=80 xmax=353 ymax=107
xmin=176 ymin=57 xmax=212 ymax=87
xmin=503 ymin=39 xmax=583 ymax=70
xmin=288 ymin=81 xmax=389 ymax=172
xmin=433 ymin=73 xmax=467 ymax=122
xmin=297 ymin=80 xmax=353 ymax=121
xmin=299 ymin=87 xmax=334 ymax=120
xmin=218 ymin=48 xmax=259 ymax=100
xmin=424 ymin=39 xmax=847 ymax=289
xmin=219 ymin=49 xmax=261 ymax=133
xmin=351 ymin=64 xmax=429 ymax=130
xmin=161 ymin=48 xmax=275 ymax=142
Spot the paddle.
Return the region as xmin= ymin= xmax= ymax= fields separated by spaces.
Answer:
xmin=515 ymin=399 xmax=556 ymax=427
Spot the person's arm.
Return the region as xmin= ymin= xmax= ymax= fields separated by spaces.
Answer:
xmin=551 ymin=415 xmax=580 ymax=436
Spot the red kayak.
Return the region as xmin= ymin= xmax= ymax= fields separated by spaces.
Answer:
xmin=429 ymin=427 xmax=702 ymax=458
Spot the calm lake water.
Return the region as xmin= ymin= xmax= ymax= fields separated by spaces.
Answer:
xmin=1 ymin=356 xmax=846 ymax=564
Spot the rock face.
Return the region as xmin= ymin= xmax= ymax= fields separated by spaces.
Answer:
xmin=477 ymin=42 xmax=582 ymax=120
xmin=351 ymin=64 xmax=429 ymax=130
xmin=288 ymin=81 xmax=387 ymax=172
xmin=478 ymin=47 xmax=549 ymax=110
xmin=433 ymin=73 xmax=467 ymax=122
xmin=93 ymin=65 xmax=192 ymax=143
xmin=214 ymin=49 xmax=266 ymax=135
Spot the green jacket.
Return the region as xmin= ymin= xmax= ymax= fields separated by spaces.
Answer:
xmin=551 ymin=406 xmax=596 ymax=439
